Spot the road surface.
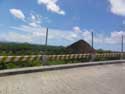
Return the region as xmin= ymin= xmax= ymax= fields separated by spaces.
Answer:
xmin=0 ymin=63 xmax=125 ymax=94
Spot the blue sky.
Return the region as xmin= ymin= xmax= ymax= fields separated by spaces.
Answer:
xmin=0 ymin=0 xmax=125 ymax=51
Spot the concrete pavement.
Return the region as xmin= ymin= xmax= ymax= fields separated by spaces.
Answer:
xmin=0 ymin=63 xmax=125 ymax=94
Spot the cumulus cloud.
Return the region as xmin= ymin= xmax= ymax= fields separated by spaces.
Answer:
xmin=8 ymin=10 xmax=125 ymax=46
xmin=0 ymin=22 xmax=121 ymax=49
xmin=1 ymin=32 xmax=33 ymax=43
xmin=27 ymin=13 xmax=42 ymax=27
xmin=108 ymin=0 xmax=125 ymax=16
xmin=9 ymin=9 xmax=25 ymax=20
xmin=73 ymin=26 xmax=81 ymax=32
xmin=105 ymin=31 xmax=125 ymax=44
xmin=10 ymin=25 xmax=88 ymax=43
xmin=38 ymin=0 xmax=65 ymax=15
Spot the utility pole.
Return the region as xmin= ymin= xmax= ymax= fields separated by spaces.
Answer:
xmin=121 ymin=35 xmax=124 ymax=53
xmin=91 ymin=31 xmax=95 ymax=61
xmin=42 ymin=28 xmax=49 ymax=65
xmin=121 ymin=35 xmax=124 ymax=59
xmin=45 ymin=28 xmax=48 ymax=47
xmin=91 ymin=32 xmax=94 ymax=49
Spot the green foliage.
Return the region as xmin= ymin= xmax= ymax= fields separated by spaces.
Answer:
xmin=6 ymin=63 xmax=17 ymax=69
xmin=0 ymin=60 xmax=42 ymax=70
xmin=96 ymin=49 xmax=113 ymax=53
xmin=94 ymin=56 xmax=121 ymax=61
xmin=46 ymin=61 xmax=66 ymax=65
xmin=0 ymin=42 xmax=123 ymax=70
xmin=0 ymin=42 xmax=67 ymax=55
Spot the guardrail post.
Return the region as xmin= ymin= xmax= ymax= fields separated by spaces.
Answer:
xmin=41 ymin=55 xmax=48 ymax=65
xmin=90 ymin=53 xmax=96 ymax=61
xmin=120 ymin=53 xmax=124 ymax=60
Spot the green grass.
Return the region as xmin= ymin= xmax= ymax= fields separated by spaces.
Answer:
xmin=0 ymin=60 xmax=42 ymax=70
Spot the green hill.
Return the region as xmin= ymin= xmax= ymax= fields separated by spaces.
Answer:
xmin=0 ymin=42 xmax=66 ymax=55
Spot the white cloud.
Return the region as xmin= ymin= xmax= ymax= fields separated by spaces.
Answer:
xmin=27 ymin=13 xmax=42 ymax=27
xmin=108 ymin=0 xmax=125 ymax=16
xmin=1 ymin=32 xmax=33 ymax=43
xmin=81 ymin=29 xmax=92 ymax=41
xmin=10 ymin=22 xmax=125 ymax=45
xmin=105 ymin=31 xmax=125 ymax=44
xmin=10 ymin=25 xmax=82 ymax=43
xmin=9 ymin=9 xmax=25 ymax=20
xmin=7 ymin=11 xmax=125 ymax=46
xmin=38 ymin=0 xmax=65 ymax=15
xmin=22 ymin=12 xmax=50 ymax=28
xmin=0 ymin=23 xmax=123 ymax=47
xmin=73 ymin=26 xmax=81 ymax=32
xmin=29 ymin=22 xmax=38 ymax=27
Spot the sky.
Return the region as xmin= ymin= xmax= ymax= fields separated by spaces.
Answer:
xmin=0 ymin=0 xmax=125 ymax=51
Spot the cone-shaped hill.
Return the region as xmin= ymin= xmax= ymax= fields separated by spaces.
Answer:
xmin=66 ymin=40 xmax=96 ymax=54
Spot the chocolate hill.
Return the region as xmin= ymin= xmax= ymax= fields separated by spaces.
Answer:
xmin=66 ymin=40 xmax=96 ymax=54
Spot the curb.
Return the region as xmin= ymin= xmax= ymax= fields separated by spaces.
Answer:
xmin=0 ymin=60 xmax=125 ymax=77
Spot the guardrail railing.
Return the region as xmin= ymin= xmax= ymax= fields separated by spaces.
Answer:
xmin=0 ymin=53 xmax=124 ymax=63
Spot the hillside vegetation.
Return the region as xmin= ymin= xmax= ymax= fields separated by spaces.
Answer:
xmin=0 ymin=42 xmax=67 ymax=55
xmin=0 ymin=42 xmax=114 ymax=56
xmin=0 ymin=42 xmax=119 ymax=70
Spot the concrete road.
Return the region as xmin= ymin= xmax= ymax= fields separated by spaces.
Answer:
xmin=0 ymin=63 xmax=125 ymax=94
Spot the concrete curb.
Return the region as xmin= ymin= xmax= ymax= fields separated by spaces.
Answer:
xmin=0 ymin=60 xmax=125 ymax=77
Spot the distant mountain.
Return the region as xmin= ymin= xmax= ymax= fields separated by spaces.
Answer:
xmin=66 ymin=40 xmax=96 ymax=54
xmin=0 ymin=42 xmax=66 ymax=55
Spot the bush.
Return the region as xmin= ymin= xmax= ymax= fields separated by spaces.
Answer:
xmin=0 ymin=60 xmax=42 ymax=70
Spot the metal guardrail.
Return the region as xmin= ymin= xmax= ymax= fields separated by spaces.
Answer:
xmin=0 ymin=55 xmax=42 ymax=62
xmin=0 ymin=53 xmax=123 ymax=63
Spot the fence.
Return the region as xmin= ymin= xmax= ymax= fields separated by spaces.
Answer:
xmin=0 ymin=53 xmax=124 ymax=63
